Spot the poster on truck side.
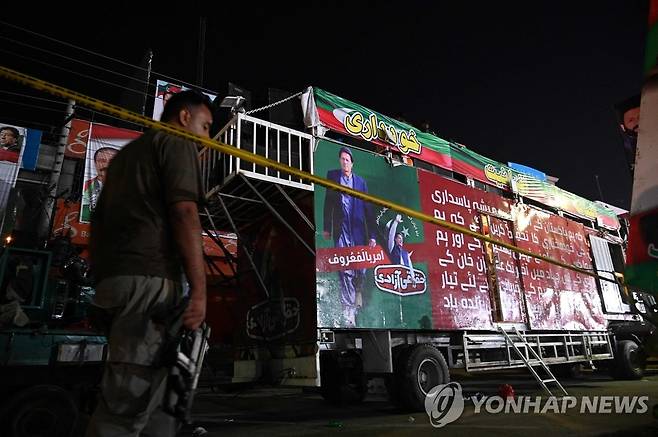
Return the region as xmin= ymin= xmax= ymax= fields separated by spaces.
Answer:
xmin=303 ymin=87 xmax=619 ymax=231
xmin=418 ymin=171 xmax=515 ymax=330
xmin=314 ymin=139 xmax=431 ymax=329
xmin=512 ymin=205 xmax=607 ymax=330
xmin=305 ymin=87 xmax=452 ymax=168
xmin=314 ymin=139 xmax=610 ymax=331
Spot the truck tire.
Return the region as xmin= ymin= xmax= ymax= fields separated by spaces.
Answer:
xmin=396 ymin=344 xmax=449 ymax=411
xmin=320 ymin=350 xmax=367 ymax=405
xmin=5 ymin=385 xmax=78 ymax=437
xmin=613 ymin=339 xmax=646 ymax=380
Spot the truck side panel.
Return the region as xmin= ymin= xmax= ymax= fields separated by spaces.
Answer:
xmin=314 ymin=139 xmax=608 ymax=331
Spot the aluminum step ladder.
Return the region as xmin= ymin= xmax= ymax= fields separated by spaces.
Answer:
xmin=499 ymin=327 xmax=569 ymax=397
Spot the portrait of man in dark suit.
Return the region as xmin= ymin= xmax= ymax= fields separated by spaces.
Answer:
xmin=322 ymin=146 xmax=376 ymax=326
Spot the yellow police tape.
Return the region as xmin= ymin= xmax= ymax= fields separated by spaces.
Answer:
xmin=0 ymin=65 xmax=617 ymax=283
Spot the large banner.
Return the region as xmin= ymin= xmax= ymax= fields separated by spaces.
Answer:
xmin=152 ymin=80 xmax=217 ymax=121
xmin=304 ymin=87 xmax=620 ymax=230
xmin=315 ymin=139 xmax=431 ymax=329
xmin=80 ymin=123 xmax=141 ymax=223
xmin=418 ymin=171 xmax=512 ymax=330
xmin=307 ymin=88 xmax=452 ymax=169
xmin=0 ymin=124 xmax=41 ymax=228
xmin=513 ymin=205 xmax=606 ymax=330
xmin=314 ymin=139 xmax=609 ymax=330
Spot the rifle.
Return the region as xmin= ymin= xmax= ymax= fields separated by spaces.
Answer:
xmin=156 ymin=300 xmax=212 ymax=424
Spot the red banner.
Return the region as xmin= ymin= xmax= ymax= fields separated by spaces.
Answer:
xmin=419 ymin=172 xmax=515 ymax=330
xmin=513 ymin=205 xmax=606 ymax=330
xmin=52 ymin=199 xmax=90 ymax=245
xmin=488 ymin=217 xmax=526 ymax=323
xmin=65 ymin=119 xmax=91 ymax=159
xmin=418 ymin=172 xmax=606 ymax=331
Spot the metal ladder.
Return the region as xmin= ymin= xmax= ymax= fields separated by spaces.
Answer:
xmin=499 ymin=327 xmax=569 ymax=397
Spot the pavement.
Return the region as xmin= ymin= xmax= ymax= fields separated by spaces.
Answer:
xmin=179 ymin=367 xmax=658 ymax=437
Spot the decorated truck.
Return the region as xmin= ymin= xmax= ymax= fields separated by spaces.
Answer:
xmin=199 ymin=86 xmax=655 ymax=410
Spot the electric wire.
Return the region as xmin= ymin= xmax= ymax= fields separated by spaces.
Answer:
xmin=0 ymin=97 xmax=67 ymax=113
xmin=0 ymin=35 xmax=155 ymax=90
xmin=0 ymin=89 xmax=68 ymax=105
xmin=0 ymin=20 xmax=222 ymax=96
xmin=0 ymin=46 xmax=152 ymax=97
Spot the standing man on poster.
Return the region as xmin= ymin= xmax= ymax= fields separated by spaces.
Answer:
xmin=388 ymin=214 xmax=414 ymax=271
xmin=323 ymin=146 xmax=376 ymax=326
xmin=87 ymin=91 xmax=211 ymax=437
xmin=83 ymin=147 xmax=119 ymax=218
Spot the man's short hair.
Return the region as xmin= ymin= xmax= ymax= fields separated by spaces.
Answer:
xmin=160 ymin=90 xmax=213 ymax=122
xmin=338 ymin=146 xmax=354 ymax=162
xmin=1 ymin=126 xmax=19 ymax=138
xmin=94 ymin=147 xmax=118 ymax=162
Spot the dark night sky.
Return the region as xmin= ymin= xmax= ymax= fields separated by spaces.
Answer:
xmin=0 ymin=2 xmax=650 ymax=209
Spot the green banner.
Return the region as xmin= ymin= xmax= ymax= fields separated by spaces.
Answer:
xmin=313 ymin=88 xmax=452 ymax=168
xmin=314 ymin=139 xmax=431 ymax=329
xmin=309 ymin=87 xmax=619 ymax=230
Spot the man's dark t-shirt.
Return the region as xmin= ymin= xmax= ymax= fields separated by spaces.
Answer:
xmin=90 ymin=130 xmax=203 ymax=281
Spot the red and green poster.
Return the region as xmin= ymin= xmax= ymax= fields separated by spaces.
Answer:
xmin=314 ymin=138 xmax=610 ymax=330
xmin=308 ymin=88 xmax=452 ymax=169
xmin=314 ymin=139 xmax=431 ymax=329
xmin=304 ymin=87 xmax=620 ymax=231
xmin=80 ymin=123 xmax=141 ymax=223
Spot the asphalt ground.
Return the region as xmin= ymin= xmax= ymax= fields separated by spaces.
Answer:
xmin=179 ymin=366 xmax=658 ymax=437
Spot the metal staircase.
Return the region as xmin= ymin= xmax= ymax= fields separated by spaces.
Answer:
xmin=199 ymin=112 xmax=315 ymax=234
xmin=499 ymin=327 xmax=568 ymax=397
xmin=462 ymin=327 xmax=614 ymax=395
xmin=197 ymin=113 xmax=317 ymax=303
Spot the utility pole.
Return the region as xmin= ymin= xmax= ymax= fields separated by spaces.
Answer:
xmin=40 ymin=99 xmax=75 ymax=243
xmin=594 ymin=174 xmax=605 ymax=202
xmin=141 ymin=49 xmax=154 ymax=117
xmin=196 ymin=17 xmax=207 ymax=87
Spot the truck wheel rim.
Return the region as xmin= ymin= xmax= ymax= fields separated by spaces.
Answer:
xmin=417 ymin=358 xmax=441 ymax=395
xmin=629 ymin=348 xmax=641 ymax=371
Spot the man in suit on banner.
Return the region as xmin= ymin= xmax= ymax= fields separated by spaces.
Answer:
xmin=322 ymin=146 xmax=376 ymax=326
